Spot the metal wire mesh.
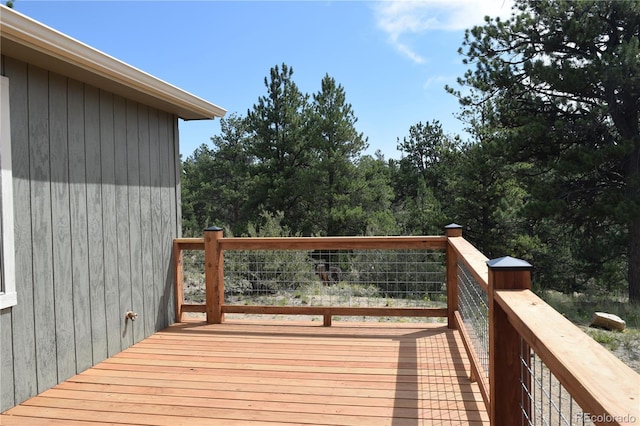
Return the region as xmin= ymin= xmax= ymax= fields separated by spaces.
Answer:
xmin=520 ymin=337 xmax=595 ymax=426
xmin=181 ymin=249 xmax=206 ymax=304
xmin=223 ymin=249 xmax=446 ymax=309
xmin=457 ymin=260 xmax=489 ymax=379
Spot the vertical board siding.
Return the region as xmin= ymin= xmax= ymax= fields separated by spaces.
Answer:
xmin=49 ymin=73 xmax=76 ymax=382
xmin=68 ymin=78 xmax=93 ymax=373
xmin=158 ymin=112 xmax=172 ymax=328
xmin=0 ymin=57 xmax=181 ymax=411
xmin=99 ymin=91 xmax=121 ymax=358
xmin=126 ymin=100 xmax=144 ymax=344
xmin=4 ymin=57 xmax=37 ymax=407
xmin=0 ymin=309 xmax=14 ymax=411
xmin=85 ymin=85 xmax=108 ymax=364
xmin=148 ymin=109 xmax=163 ymax=330
xmin=0 ymin=50 xmax=12 ymax=413
xmin=138 ymin=105 xmax=155 ymax=338
xmin=168 ymin=117 xmax=179 ymax=323
xmin=28 ymin=65 xmax=58 ymax=393
xmin=114 ymin=95 xmax=133 ymax=349
xmin=173 ymin=119 xmax=182 ymax=239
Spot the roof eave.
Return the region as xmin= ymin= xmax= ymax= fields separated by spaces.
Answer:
xmin=0 ymin=5 xmax=226 ymax=120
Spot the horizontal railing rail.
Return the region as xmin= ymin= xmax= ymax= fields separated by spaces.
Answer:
xmin=448 ymin=235 xmax=489 ymax=291
xmin=219 ymin=235 xmax=447 ymax=250
xmin=497 ymin=289 xmax=639 ymax=426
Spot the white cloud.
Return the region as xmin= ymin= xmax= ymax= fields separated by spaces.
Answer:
xmin=373 ymin=0 xmax=514 ymax=63
xmin=423 ymin=75 xmax=451 ymax=90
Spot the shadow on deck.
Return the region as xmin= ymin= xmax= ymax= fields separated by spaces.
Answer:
xmin=1 ymin=320 xmax=489 ymax=425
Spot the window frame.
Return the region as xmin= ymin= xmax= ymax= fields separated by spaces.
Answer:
xmin=0 ymin=75 xmax=16 ymax=309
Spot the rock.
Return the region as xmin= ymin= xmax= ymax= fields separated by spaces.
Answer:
xmin=590 ymin=312 xmax=626 ymax=332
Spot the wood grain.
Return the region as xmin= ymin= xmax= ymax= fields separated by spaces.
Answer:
xmin=49 ymin=72 xmax=76 ymax=382
xmin=1 ymin=320 xmax=489 ymax=425
xmin=447 ymin=237 xmax=488 ymax=291
xmin=68 ymin=78 xmax=93 ymax=373
xmin=99 ymin=90 xmax=120 ymax=358
xmin=220 ymin=236 xmax=447 ymax=251
xmin=114 ymin=95 xmax=133 ymax=350
xmin=126 ymin=99 xmax=144 ymax=344
xmin=85 ymin=85 xmax=108 ymax=363
xmin=496 ymin=290 xmax=640 ymax=426
xmin=29 ymin=65 xmax=57 ymax=393
xmin=4 ymin=57 xmax=38 ymax=407
xmin=1 ymin=58 xmax=183 ymax=412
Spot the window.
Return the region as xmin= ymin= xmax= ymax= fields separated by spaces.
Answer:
xmin=0 ymin=75 xmax=16 ymax=309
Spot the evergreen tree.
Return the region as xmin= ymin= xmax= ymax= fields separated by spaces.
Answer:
xmin=308 ymin=74 xmax=369 ymax=235
xmin=394 ymin=120 xmax=460 ymax=235
xmin=451 ymin=0 xmax=640 ymax=301
xmin=181 ymin=114 xmax=254 ymax=236
xmin=246 ymin=64 xmax=314 ymax=234
xmin=355 ymin=151 xmax=399 ymax=236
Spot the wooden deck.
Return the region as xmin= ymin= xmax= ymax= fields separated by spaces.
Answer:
xmin=1 ymin=320 xmax=489 ymax=425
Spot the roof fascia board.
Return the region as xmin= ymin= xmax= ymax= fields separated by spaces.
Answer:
xmin=0 ymin=5 xmax=226 ymax=120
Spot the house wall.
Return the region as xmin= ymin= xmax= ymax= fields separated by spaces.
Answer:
xmin=0 ymin=56 xmax=181 ymax=411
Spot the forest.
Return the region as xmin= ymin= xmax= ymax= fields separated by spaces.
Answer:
xmin=181 ymin=0 xmax=640 ymax=303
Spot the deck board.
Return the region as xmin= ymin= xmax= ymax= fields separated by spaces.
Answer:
xmin=1 ymin=320 xmax=489 ymax=425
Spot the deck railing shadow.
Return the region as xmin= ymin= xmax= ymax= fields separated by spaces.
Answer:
xmin=173 ymin=225 xmax=639 ymax=425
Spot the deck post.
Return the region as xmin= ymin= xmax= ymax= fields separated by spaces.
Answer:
xmin=204 ymin=226 xmax=224 ymax=324
xmin=487 ymin=256 xmax=532 ymax=426
xmin=174 ymin=239 xmax=185 ymax=322
xmin=445 ymin=224 xmax=462 ymax=329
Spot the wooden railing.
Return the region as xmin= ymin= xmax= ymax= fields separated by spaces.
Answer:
xmin=175 ymin=226 xmax=449 ymax=326
xmin=173 ymin=225 xmax=639 ymax=425
xmin=448 ymin=227 xmax=639 ymax=426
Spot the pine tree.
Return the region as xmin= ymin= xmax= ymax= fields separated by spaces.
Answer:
xmin=246 ymin=64 xmax=314 ymax=234
xmin=308 ymin=74 xmax=368 ymax=235
xmin=181 ymin=114 xmax=254 ymax=236
xmin=451 ymin=0 xmax=640 ymax=301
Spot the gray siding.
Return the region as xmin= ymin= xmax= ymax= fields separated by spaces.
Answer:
xmin=0 ymin=56 xmax=180 ymax=411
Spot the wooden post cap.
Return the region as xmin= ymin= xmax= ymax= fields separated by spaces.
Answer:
xmin=444 ymin=223 xmax=463 ymax=237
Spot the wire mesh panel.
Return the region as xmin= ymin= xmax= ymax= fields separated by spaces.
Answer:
xmin=223 ymin=249 xmax=446 ymax=309
xmin=457 ymin=261 xmax=489 ymax=378
xmin=520 ymin=338 xmax=595 ymax=426
xmin=181 ymin=249 xmax=206 ymax=304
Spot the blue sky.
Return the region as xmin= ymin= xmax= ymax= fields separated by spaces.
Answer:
xmin=11 ymin=0 xmax=514 ymax=160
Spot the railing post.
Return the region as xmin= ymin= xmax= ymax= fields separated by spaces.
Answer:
xmin=174 ymin=240 xmax=184 ymax=322
xmin=488 ymin=256 xmax=532 ymax=426
xmin=204 ymin=226 xmax=224 ymax=324
xmin=445 ymin=223 xmax=462 ymax=329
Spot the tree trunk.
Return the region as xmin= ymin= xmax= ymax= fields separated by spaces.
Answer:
xmin=626 ymin=138 xmax=640 ymax=303
xmin=629 ymin=218 xmax=640 ymax=303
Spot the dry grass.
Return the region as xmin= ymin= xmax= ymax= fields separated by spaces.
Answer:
xmin=540 ymin=290 xmax=640 ymax=373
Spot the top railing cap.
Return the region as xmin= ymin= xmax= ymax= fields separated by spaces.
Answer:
xmin=487 ymin=256 xmax=532 ymax=270
xmin=444 ymin=223 xmax=463 ymax=229
xmin=204 ymin=226 xmax=223 ymax=232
